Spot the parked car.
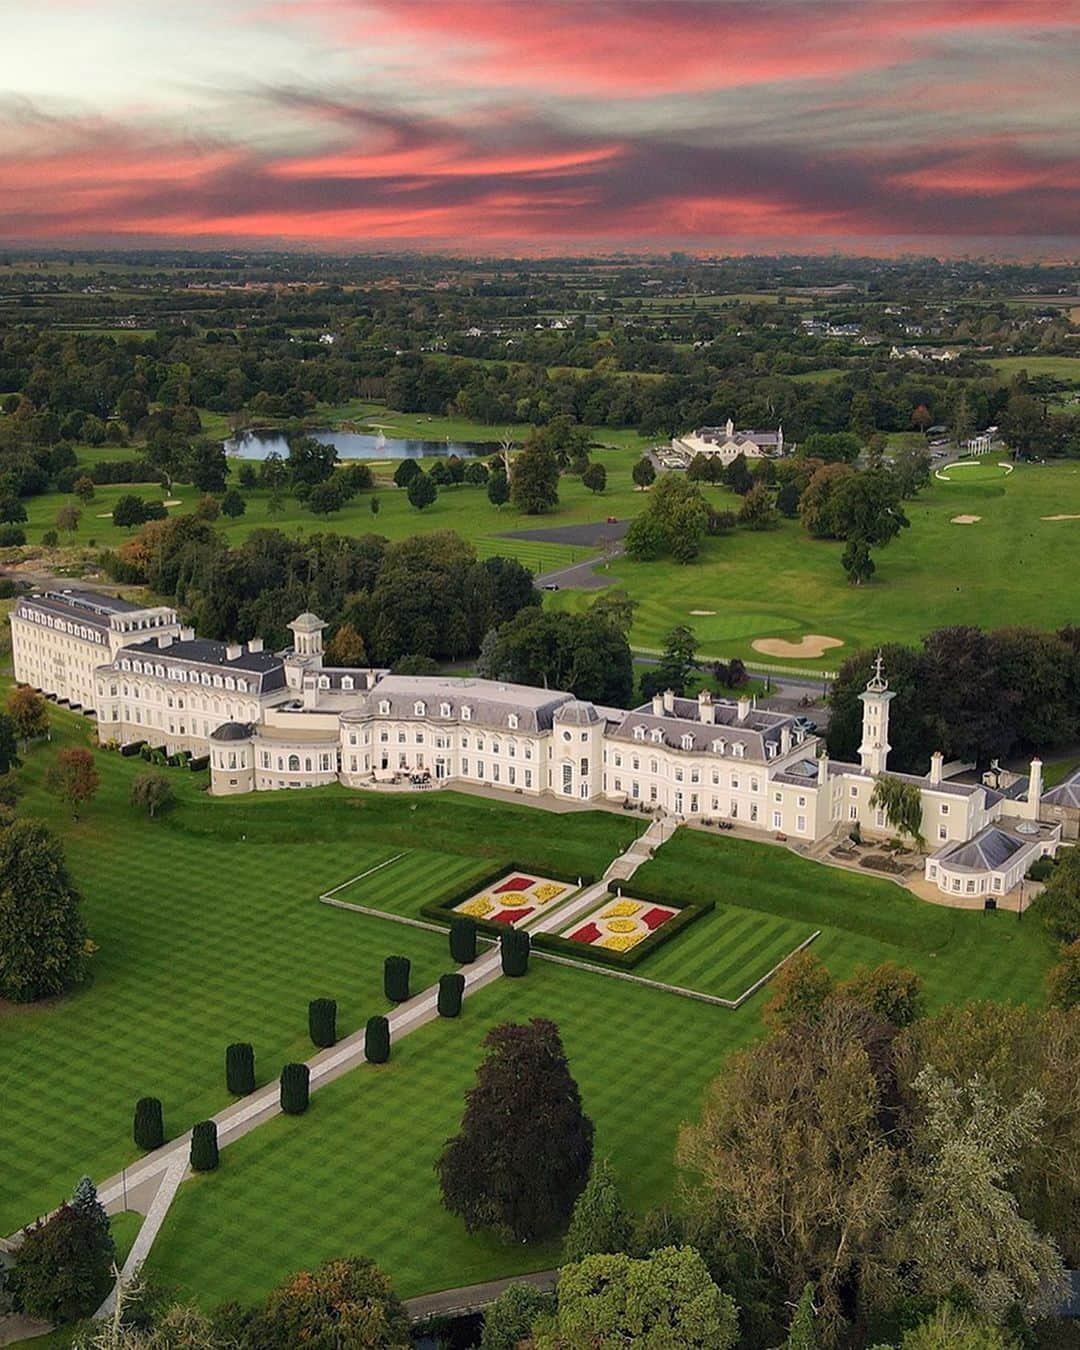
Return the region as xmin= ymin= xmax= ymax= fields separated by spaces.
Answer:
xmin=793 ymin=716 xmax=818 ymax=735
xmin=540 ymin=582 xmax=560 ymax=591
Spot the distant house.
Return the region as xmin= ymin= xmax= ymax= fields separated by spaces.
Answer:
xmin=672 ymin=418 xmax=789 ymax=466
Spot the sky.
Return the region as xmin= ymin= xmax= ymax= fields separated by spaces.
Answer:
xmin=2 ymin=0 xmax=1078 ymax=256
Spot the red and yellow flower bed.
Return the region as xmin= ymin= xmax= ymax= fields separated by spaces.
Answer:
xmin=565 ymin=897 xmax=678 ymax=953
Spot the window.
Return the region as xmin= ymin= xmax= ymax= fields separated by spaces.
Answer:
xmin=690 ymin=768 xmax=700 ymax=783
xmin=580 ymin=757 xmax=589 ymax=776
xmin=524 ymin=770 xmax=532 ymax=788
xmin=940 ymin=803 xmax=950 ymax=816
xmin=774 ymin=791 xmax=782 ymax=804
xmin=681 ymin=733 xmax=694 ymax=750
xmin=508 ymin=714 xmax=519 ymax=729
xmin=462 ymin=706 xmax=472 ymax=721
xmin=379 ymin=700 xmax=390 ymax=715
xmin=796 ymin=815 xmax=806 ymax=832
xmin=751 ymin=777 xmax=759 ymax=793
xmin=508 ymin=766 xmax=515 ymax=785
xmin=414 ymin=701 xmax=426 ymax=716
xmin=651 ymin=729 xmax=663 ymax=744
xmin=850 ymin=785 xmax=858 ymax=798
xmin=938 ymin=826 xmax=948 ymax=841
xmin=318 ymin=676 xmax=330 ymax=690
xmin=633 ymin=726 xmax=645 ymax=742
xmin=563 ymin=730 xmax=572 ymax=742
xmin=562 ymin=763 xmax=573 ymax=794
xmin=849 ymin=804 xmax=858 ymax=820
xmin=440 ymin=702 xmax=451 ymax=717
xmin=288 ymin=754 xmax=300 ymax=772
xmin=772 ymin=811 xmax=783 ymax=829
xmin=342 ymin=677 xmax=353 ymax=691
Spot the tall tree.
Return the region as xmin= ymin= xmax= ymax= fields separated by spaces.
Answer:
xmin=46 ymin=747 xmax=100 ymax=820
xmin=0 ymin=710 xmax=20 ymax=775
xmin=0 ymin=818 xmax=88 ymax=1001
xmin=533 ymin=1247 xmax=739 ymax=1350
xmin=130 ymin=771 xmax=175 ymax=819
xmin=7 ymin=686 xmax=49 ymax=745
xmin=563 ymin=1159 xmax=633 ymax=1264
xmin=248 ymin=1256 xmax=410 ymax=1349
xmin=510 ymin=440 xmax=560 ymax=514
xmin=632 ymin=456 xmax=656 ymax=489
xmin=437 ymin=1019 xmax=594 ymax=1242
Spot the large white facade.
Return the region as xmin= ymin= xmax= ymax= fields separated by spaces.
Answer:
xmin=9 ymin=593 xmax=1061 ymax=897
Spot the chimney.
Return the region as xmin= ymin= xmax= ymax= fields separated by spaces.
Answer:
xmin=780 ymin=726 xmax=792 ymax=755
xmin=737 ymin=695 xmax=751 ymax=722
xmin=247 ymin=636 xmax=263 ymax=654
xmin=303 ymin=679 xmax=318 ymax=710
xmin=156 ymin=633 xmax=172 ymax=649
xmin=818 ymin=750 xmax=829 ymax=786
xmin=225 ymin=642 xmax=242 ymax=661
xmin=651 ymin=692 xmax=664 ymax=717
xmin=181 ymin=626 xmax=195 ymax=641
xmin=697 ymin=689 xmax=715 ymax=724
xmin=1028 ymin=758 xmax=1043 ymax=818
xmin=662 ymin=688 xmax=675 ymax=714
xmin=929 ymin=750 xmax=943 ymax=786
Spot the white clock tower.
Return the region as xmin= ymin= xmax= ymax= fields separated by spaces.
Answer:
xmin=858 ymin=651 xmax=895 ymax=775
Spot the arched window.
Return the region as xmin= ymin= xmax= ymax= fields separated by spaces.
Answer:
xmin=288 ymin=754 xmax=300 ymax=772
xmin=379 ymin=700 xmax=391 ymax=715
xmin=681 ymin=733 xmax=694 ymax=751
xmin=461 ymin=706 xmax=472 ymax=721
xmin=508 ymin=714 xmax=519 ymax=729
xmin=342 ymin=676 xmax=354 ymax=691
xmin=440 ymin=702 xmax=451 ymax=717
xmin=414 ymin=701 xmax=426 ymax=716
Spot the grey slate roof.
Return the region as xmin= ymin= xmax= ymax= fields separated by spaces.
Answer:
xmin=936 ymin=826 xmax=1024 ymax=872
xmin=344 ymin=674 xmax=576 ymax=734
xmin=1043 ymin=765 xmax=1080 ymax=809
xmin=608 ymin=696 xmax=802 ymax=763
xmin=120 ymin=638 xmax=287 ymax=693
xmin=830 ymin=760 xmax=986 ymax=799
xmin=210 ymin=722 xmax=255 ymax=742
xmin=554 ymin=700 xmax=600 ymax=726
xmin=45 ymin=587 xmax=143 ymax=614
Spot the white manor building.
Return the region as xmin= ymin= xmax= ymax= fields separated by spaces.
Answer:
xmin=10 ymin=592 xmax=1066 ymax=901
xmin=672 ymin=418 xmax=789 ymax=466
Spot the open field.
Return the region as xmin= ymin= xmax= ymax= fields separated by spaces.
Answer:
xmin=549 ymin=461 xmax=1080 ymax=663
xmin=990 ymin=355 xmax=1080 ymax=383
xmin=325 ymin=849 xmax=493 ymax=919
xmin=0 ymin=702 xmax=635 ymax=1231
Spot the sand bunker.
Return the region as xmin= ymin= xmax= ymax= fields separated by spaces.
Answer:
xmin=163 ymin=498 xmax=182 ymax=507
xmin=690 ymin=609 xmax=717 ymax=616
xmin=951 ymin=514 xmax=982 ymax=525
xmin=753 ymin=634 xmax=844 ymax=659
xmin=1041 ymin=514 xmax=1080 ymax=521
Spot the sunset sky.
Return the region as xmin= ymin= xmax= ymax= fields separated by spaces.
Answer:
xmin=2 ymin=0 xmax=1078 ymax=255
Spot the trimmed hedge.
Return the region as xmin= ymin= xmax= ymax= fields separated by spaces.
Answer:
xmin=190 ymin=1120 xmax=219 ymax=1172
xmin=384 ymin=955 xmax=411 ymax=1003
xmin=133 ymin=1096 xmax=164 ymax=1151
xmin=280 ymin=1062 xmax=310 ymax=1115
xmin=120 ymin=741 xmax=146 ymax=758
xmin=188 ymin=755 xmax=209 ymax=772
xmin=225 ymin=1042 xmax=255 ymax=1095
xmin=308 ymin=998 xmax=337 ymax=1049
xmin=449 ymin=916 xmax=478 ymax=964
xmin=501 ymin=927 xmax=531 ymax=978
xmin=365 ymin=1014 xmax=391 ymax=1064
xmin=437 ymin=972 xmax=465 ymax=1018
xmin=531 ymin=888 xmax=714 ymax=971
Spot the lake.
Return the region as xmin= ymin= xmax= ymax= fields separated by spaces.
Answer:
xmin=223 ymin=429 xmax=499 ymax=462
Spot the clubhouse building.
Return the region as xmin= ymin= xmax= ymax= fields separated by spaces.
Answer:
xmin=671 ymin=418 xmax=789 ymax=466
xmin=10 ymin=591 xmax=1064 ymax=901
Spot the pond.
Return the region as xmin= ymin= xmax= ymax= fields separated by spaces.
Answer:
xmin=223 ymin=429 xmax=500 ymax=462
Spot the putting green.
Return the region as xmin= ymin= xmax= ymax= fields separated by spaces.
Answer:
xmin=935 ymin=460 xmax=1012 ymax=483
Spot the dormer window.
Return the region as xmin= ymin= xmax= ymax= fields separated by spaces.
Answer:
xmin=508 ymin=714 xmax=519 ymax=730
xmin=414 ymin=701 xmax=426 ymax=716
xmin=462 ymin=706 xmax=472 ymax=721
xmin=733 ymin=743 xmax=745 ymax=757
xmin=440 ymin=701 xmax=451 ymax=717
xmin=712 ymin=738 xmax=726 ymax=754
xmin=318 ymin=676 xmax=330 ymax=689
xmin=341 ymin=676 xmax=354 ymax=691
xmin=237 ymin=679 xmax=248 ymax=693
xmin=681 ymin=733 xmax=694 ymax=751
xmin=633 ymin=726 xmax=646 ymax=742
xmin=651 ymin=729 xmax=664 ymax=744
xmin=378 ymin=700 xmax=391 ymax=715
xmin=765 ymin=743 xmax=777 ymax=759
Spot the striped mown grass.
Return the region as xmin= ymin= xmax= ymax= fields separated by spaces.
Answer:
xmin=0 ymin=702 xmax=633 ymax=1232
xmin=473 ymin=536 xmax=584 ymax=572
xmin=145 ymin=958 xmax=761 ymax=1309
xmin=633 ymin=903 xmax=815 ymax=1000
xmin=327 ymin=850 xmax=495 ymax=919
xmin=632 ymin=828 xmax=1056 ymax=1010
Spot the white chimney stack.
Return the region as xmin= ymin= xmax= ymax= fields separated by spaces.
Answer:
xmin=1028 ymin=758 xmax=1043 ymax=819
xmin=225 ymin=642 xmax=242 ymax=661
xmin=247 ymin=637 xmax=263 ymax=653
xmin=181 ymin=626 xmax=195 ymax=641
xmin=662 ymin=689 xmax=675 ymax=714
xmin=737 ymin=695 xmax=751 ymax=721
xmin=652 ymin=692 xmax=664 ymax=717
xmin=929 ymin=751 xmax=943 ymax=786
xmin=156 ymin=633 xmax=172 ymax=649
xmin=697 ymin=689 xmax=715 ymax=724
xmin=818 ymin=751 xmax=829 ymax=786
xmin=780 ymin=726 xmax=792 ymax=755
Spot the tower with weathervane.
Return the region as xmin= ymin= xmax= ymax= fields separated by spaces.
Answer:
xmin=858 ymin=651 xmax=894 ymax=776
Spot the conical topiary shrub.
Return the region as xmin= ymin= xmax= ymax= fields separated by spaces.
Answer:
xmin=384 ymin=955 xmax=411 ymax=1003
xmin=449 ymin=916 xmax=478 ymax=964
xmin=190 ymin=1120 xmax=219 ymax=1172
xmin=500 ymin=927 xmax=531 ymax=978
xmin=225 ymin=1042 xmax=255 ymax=1095
xmin=133 ymin=1096 xmax=164 ymax=1151
xmin=308 ymin=998 xmax=337 ymax=1049
xmin=437 ymin=972 xmax=465 ymax=1018
xmin=280 ymin=1062 xmax=310 ymax=1115
xmin=365 ymin=1014 xmax=390 ymax=1064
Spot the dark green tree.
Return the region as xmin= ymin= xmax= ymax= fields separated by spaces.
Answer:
xmin=509 ymin=441 xmax=560 ymax=514
xmin=500 ymin=927 xmax=530 ymax=978
xmin=407 ymin=472 xmax=437 ymax=510
xmin=450 ymin=916 xmax=478 ymax=964
xmin=280 ymin=1062 xmax=310 ymax=1115
xmin=487 ymin=467 xmax=510 ymax=506
xmin=437 ymin=972 xmax=465 ymax=1018
xmin=220 ymin=488 xmax=246 ymax=519
xmin=10 ymin=1198 xmax=114 ymax=1324
xmin=384 ymin=955 xmax=410 ymax=1002
xmin=393 ymin=458 xmax=421 ymax=488
xmin=0 ymin=818 xmax=87 ymax=1001
xmin=133 ymin=1096 xmax=165 ymax=1151
xmin=582 ymin=462 xmax=607 ymax=494
xmin=632 ymin=456 xmax=656 ymax=489
xmin=249 ymin=1256 xmax=410 ymax=1350
xmin=365 ymin=1014 xmax=391 ymax=1064
xmin=226 ymin=1042 xmax=255 ymax=1095
xmin=563 ymin=1158 xmax=634 ymax=1263
xmin=308 ymin=997 xmax=337 ymax=1048
xmin=436 ymin=1018 xmax=594 ymax=1241
xmin=190 ymin=1120 xmax=219 ymax=1172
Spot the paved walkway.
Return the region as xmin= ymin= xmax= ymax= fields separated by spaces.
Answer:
xmin=4 ymin=821 xmax=668 ymax=1327
xmin=405 ymin=1268 xmax=558 ymax=1322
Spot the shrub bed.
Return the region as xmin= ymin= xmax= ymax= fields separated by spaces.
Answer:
xmin=531 ymin=888 xmax=714 ymax=971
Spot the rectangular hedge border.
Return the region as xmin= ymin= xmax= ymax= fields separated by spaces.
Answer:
xmin=531 ymin=886 xmax=715 ymax=971
xmin=419 ymin=862 xmax=594 ymax=939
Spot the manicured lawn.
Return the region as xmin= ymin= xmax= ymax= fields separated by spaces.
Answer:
xmin=327 ymin=849 xmax=494 ymax=919
xmin=0 ymin=704 xmax=635 ymax=1232
xmin=934 ymin=459 xmax=1012 ymax=482
xmin=145 ymin=960 xmax=760 ymax=1309
xmin=549 ymin=461 xmax=1080 ymax=664
xmin=632 ymin=828 xmax=1056 ymax=1010
xmin=990 ymin=355 xmax=1080 ymax=384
